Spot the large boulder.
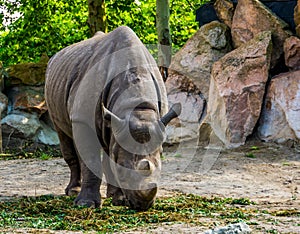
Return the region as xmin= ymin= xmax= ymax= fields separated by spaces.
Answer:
xmin=258 ymin=70 xmax=300 ymax=143
xmin=166 ymin=92 xmax=205 ymax=144
xmin=7 ymin=55 xmax=48 ymax=86
xmin=36 ymin=121 xmax=60 ymax=145
xmin=165 ymin=73 xmax=205 ymax=144
xmin=1 ymin=112 xmax=41 ymax=139
xmin=214 ymin=0 xmax=235 ymax=28
xmin=5 ymin=86 xmax=46 ymax=116
xmin=1 ymin=111 xmax=59 ymax=145
xmin=169 ymin=21 xmax=232 ymax=99
xmin=284 ymin=36 xmax=300 ymax=71
xmin=202 ymin=31 xmax=272 ymax=148
xmin=0 ymin=61 xmax=5 ymax=92
xmin=165 ymin=21 xmax=231 ymax=144
xmin=231 ymin=0 xmax=292 ymax=69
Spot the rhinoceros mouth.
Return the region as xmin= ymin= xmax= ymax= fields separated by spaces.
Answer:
xmin=125 ymin=184 xmax=158 ymax=210
xmin=133 ymin=102 xmax=157 ymax=111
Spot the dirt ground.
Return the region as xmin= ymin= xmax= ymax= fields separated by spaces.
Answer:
xmin=0 ymin=139 xmax=299 ymax=233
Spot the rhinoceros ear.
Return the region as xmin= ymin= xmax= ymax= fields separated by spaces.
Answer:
xmin=160 ymin=103 xmax=181 ymax=126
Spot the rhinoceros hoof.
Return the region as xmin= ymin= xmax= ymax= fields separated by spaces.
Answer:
xmin=75 ymin=199 xmax=100 ymax=208
xmin=74 ymin=192 xmax=101 ymax=208
xmin=65 ymin=186 xmax=81 ymax=196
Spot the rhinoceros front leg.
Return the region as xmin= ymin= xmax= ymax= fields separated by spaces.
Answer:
xmin=74 ymin=159 xmax=101 ymax=208
xmin=102 ymin=153 xmax=128 ymax=206
xmin=56 ymin=127 xmax=81 ymax=196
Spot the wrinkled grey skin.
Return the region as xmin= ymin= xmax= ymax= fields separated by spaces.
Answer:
xmin=45 ymin=26 xmax=180 ymax=210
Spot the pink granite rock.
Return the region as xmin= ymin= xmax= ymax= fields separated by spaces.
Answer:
xmin=204 ymin=31 xmax=272 ymax=148
xmin=231 ymin=0 xmax=292 ymax=69
xmin=6 ymin=86 xmax=47 ymax=116
xmin=258 ymin=70 xmax=300 ymax=143
xmin=169 ymin=21 xmax=231 ymax=99
xmin=284 ymin=36 xmax=300 ymax=70
xmin=214 ymin=0 xmax=235 ymax=28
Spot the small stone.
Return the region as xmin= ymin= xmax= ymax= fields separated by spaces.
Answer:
xmin=204 ymin=222 xmax=251 ymax=234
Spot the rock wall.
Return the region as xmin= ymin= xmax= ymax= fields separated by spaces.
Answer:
xmin=167 ymin=0 xmax=300 ymax=148
xmin=0 ymin=57 xmax=59 ymax=149
xmin=1 ymin=0 xmax=299 ymax=149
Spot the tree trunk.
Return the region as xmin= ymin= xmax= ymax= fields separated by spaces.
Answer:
xmin=88 ymin=0 xmax=107 ymax=36
xmin=156 ymin=0 xmax=171 ymax=82
xmin=0 ymin=61 xmax=2 ymax=153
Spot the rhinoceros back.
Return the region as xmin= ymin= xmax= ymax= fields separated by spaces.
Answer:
xmin=45 ymin=26 xmax=167 ymax=139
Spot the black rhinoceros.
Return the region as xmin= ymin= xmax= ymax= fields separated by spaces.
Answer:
xmin=45 ymin=26 xmax=180 ymax=210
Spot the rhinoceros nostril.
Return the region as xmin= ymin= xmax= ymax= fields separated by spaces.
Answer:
xmin=137 ymin=159 xmax=150 ymax=170
xmin=137 ymin=159 xmax=155 ymax=176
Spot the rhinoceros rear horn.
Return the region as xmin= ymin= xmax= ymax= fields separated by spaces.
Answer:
xmin=160 ymin=103 xmax=181 ymax=126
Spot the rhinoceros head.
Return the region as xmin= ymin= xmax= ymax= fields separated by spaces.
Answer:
xmin=103 ymin=102 xmax=181 ymax=210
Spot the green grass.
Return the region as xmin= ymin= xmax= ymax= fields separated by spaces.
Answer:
xmin=244 ymin=145 xmax=261 ymax=158
xmin=0 ymin=194 xmax=255 ymax=232
xmin=0 ymin=145 xmax=61 ymax=160
xmin=245 ymin=152 xmax=256 ymax=158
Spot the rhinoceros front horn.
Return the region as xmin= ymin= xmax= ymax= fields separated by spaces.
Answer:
xmin=102 ymin=104 xmax=126 ymax=132
xmin=160 ymin=103 xmax=181 ymax=126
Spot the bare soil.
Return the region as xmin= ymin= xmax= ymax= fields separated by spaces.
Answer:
xmin=0 ymin=139 xmax=299 ymax=233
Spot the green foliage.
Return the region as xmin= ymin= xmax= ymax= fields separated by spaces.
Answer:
xmin=0 ymin=0 xmax=89 ymax=66
xmin=169 ymin=0 xmax=207 ymax=48
xmin=0 ymin=0 xmax=209 ymax=66
xmin=0 ymin=194 xmax=254 ymax=231
xmin=106 ymin=0 xmax=157 ymax=45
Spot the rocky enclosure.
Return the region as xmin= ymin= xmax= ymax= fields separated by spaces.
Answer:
xmin=166 ymin=0 xmax=300 ymax=148
xmin=0 ymin=0 xmax=299 ymax=150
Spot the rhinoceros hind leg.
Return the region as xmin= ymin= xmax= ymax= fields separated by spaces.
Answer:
xmin=55 ymin=127 xmax=81 ymax=196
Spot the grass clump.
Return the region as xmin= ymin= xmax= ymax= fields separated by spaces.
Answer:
xmin=0 ymin=144 xmax=61 ymax=160
xmin=0 ymin=194 xmax=254 ymax=232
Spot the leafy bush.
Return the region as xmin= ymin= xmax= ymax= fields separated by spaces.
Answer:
xmin=0 ymin=0 xmax=209 ymax=66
